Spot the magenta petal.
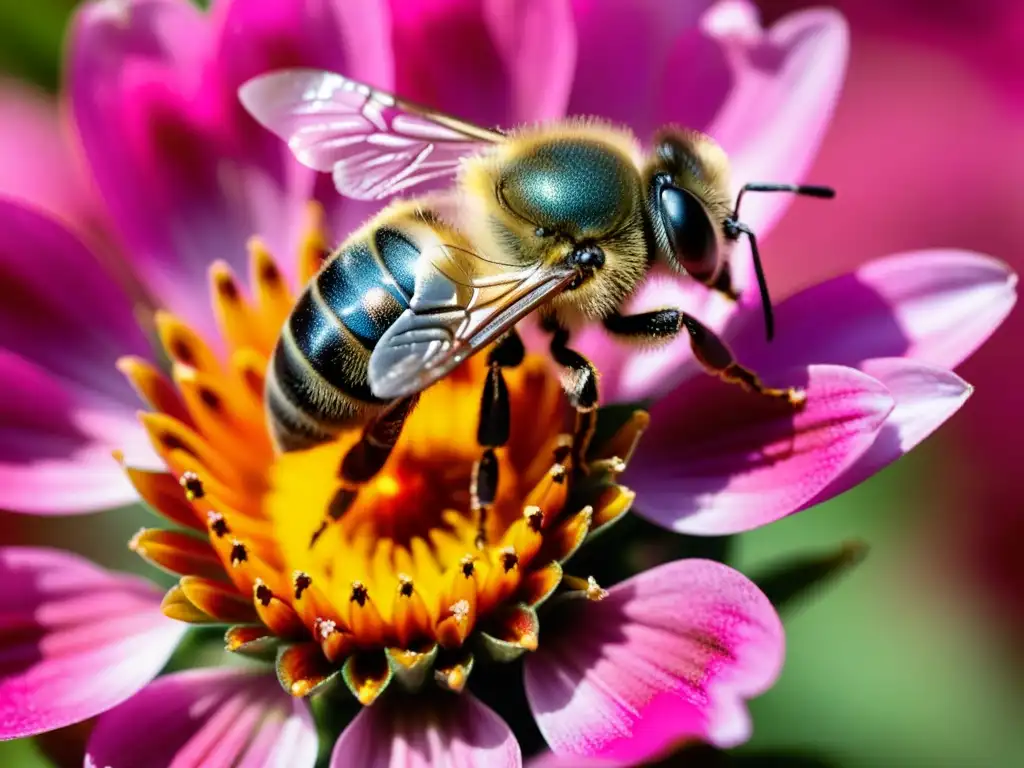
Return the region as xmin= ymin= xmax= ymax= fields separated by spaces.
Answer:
xmin=568 ymin=0 xmax=713 ymax=138
xmin=525 ymin=559 xmax=783 ymax=758
xmin=85 ymin=668 xmax=317 ymax=768
xmin=706 ymin=7 xmax=849 ymax=238
xmin=626 ymin=365 xmax=894 ymax=535
xmin=802 ymin=358 xmax=973 ymax=509
xmin=331 ymin=692 xmax=521 ymax=768
xmin=0 ymin=547 xmax=185 ymax=739
xmin=0 ymin=200 xmax=149 ymax=402
xmin=0 ymin=352 xmax=153 ymax=515
xmin=732 ymin=250 xmax=1018 ymax=375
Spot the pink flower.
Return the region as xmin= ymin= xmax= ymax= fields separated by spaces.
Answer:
xmin=0 ymin=0 xmax=1012 ymax=766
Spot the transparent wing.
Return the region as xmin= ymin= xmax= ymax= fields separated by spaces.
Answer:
xmin=368 ymin=246 xmax=576 ymax=399
xmin=238 ymin=68 xmax=503 ymax=201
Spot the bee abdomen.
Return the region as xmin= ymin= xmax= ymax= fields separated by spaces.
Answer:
xmin=266 ymin=229 xmax=421 ymax=451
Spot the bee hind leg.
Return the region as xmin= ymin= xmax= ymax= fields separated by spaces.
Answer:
xmin=603 ymin=309 xmax=803 ymax=406
xmin=309 ymin=396 xmax=418 ymax=548
xmin=473 ymin=330 xmax=525 ymax=548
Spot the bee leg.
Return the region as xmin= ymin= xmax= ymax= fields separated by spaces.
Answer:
xmin=473 ymin=330 xmax=525 ymax=548
xmin=309 ymin=396 xmax=418 ymax=548
xmin=544 ymin=321 xmax=599 ymax=473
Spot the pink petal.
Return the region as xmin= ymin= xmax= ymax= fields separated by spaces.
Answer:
xmin=567 ymin=0 xmax=714 ymax=138
xmin=705 ymin=7 xmax=849 ymax=238
xmin=0 ymin=199 xmax=150 ymax=403
xmin=731 ymin=250 xmax=1018 ymax=375
xmin=524 ymin=559 xmax=783 ymax=758
xmin=69 ymin=0 xmax=390 ymax=339
xmin=0 ymin=352 xmax=153 ymax=515
xmin=388 ymin=0 xmax=513 ymax=128
xmin=331 ymin=692 xmax=521 ymax=768
xmin=483 ymin=0 xmax=578 ymax=122
xmin=85 ymin=668 xmax=317 ymax=768
xmin=0 ymin=547 xmax=186 ymax=740
xmin=0 ymin=78 xmax=104 ymax=241
xmin=626 ymin=365 xmax=894 ymax=535
xmin=802 ymin=357 xmax=973 ymax=508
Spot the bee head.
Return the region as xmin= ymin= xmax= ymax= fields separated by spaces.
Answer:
xmin=644 ymin=129 xmax=732 ymax=285
xmin=462 ymin=133 xmax=649 ymax=319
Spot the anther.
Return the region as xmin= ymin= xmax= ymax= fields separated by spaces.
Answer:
xmin=215 ymin=272 xmax=239 ymax=301
xmin=230 ymin=540 xmax=248 ymax=566
xmin=259 ymin=259 xmax=281 ymax=285
xmin=207 ymin=511 xmax=229 ymax=537
xmin=524 ymin=505 xmax=544 ymax=532
xmin=350 ymin=581 xmax=369 ymax=607
xmin=460 ymin=555 xmax=477 ymax=578
xmin=179 ymin=471 xmax=205 ymax=500
xmin=586 ymin=576 xmax=608 ymax=602
xmin=499 ymin=547 xmax=519 ymax=573
xmin=294 ymin=571 xmax=312 ymax=600
xmin=553 ymin=443 xmax=572 ymax=464
xmin=397 ymin=574 xmax=414 ymax=598
xmin=254 ymin=579 xmax=273 ymax=607
xmin=170 ymin=340 xmax=195 ymax=366
xmin=198 ymin=388 xmax=221 ymax=412
xmin=450 ymin=599 xmax=470 ymax=625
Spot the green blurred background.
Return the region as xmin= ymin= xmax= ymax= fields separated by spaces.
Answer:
xmin=1 ymin=1 xmax=1022 ymax=766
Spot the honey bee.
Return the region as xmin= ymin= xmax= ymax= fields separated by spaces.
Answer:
xmin=240 ymin=69 xmax=834 ymax=540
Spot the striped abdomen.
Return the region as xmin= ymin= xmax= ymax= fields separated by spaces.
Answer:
xmin=266 ymin=226 xmax=421 ymax=451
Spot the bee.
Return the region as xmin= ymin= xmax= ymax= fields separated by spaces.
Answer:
xmin=240 ymin=69 xmax=834 ymax=540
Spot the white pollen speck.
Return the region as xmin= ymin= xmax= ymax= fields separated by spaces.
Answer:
xmin=450 ymin=599 xmax=470 ymax=624
xmin=318 ymin=619 xmax=337 ymax=639
xmin=586 ymin=576 xmax=608 ymax=602
xmin=127 ymin=528 xmax=146 ymax=551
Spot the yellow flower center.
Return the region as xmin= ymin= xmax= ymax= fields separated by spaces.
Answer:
xmin=119 ymin=204 xmax=643 ymax=703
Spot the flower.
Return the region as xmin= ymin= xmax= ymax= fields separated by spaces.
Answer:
xmin=2 ymin=222 xmax=786 ymax=765
xmin=0 ymin=0 xmax=1014 ymax=765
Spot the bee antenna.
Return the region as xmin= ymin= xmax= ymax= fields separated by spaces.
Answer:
xmin=728 ymin=182 xmax=836 ymax=342
xmin=732 ymin=182 xmax=836 ymax=221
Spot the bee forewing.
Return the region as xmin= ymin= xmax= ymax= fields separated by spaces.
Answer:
xmin=367 ymin=248 xmax=576 ymax=399
xmin=238 ymin=68 xmax=503 ymax=201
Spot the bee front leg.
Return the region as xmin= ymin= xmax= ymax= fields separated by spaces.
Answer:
xmin=310 ymin=396 xmax=418 ymax=548
xmin=543 ymin=319 xmax=599 ymax=473
xmin=473 ymin=329 xmax=525 ymax=548
xmin=604 ymin=309 xmax=803 ymax=406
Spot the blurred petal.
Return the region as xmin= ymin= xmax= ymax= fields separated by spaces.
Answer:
xmin=627 ymin=365 xmax=893 ymax=535
xmin=568 ymin=0 xmax=714 ymax=139
xmin=525 ymin=559 xmax=783 ymax=757
xmin=733 ymin=251 xmax=1018 ymax=374
xmin=388 ymin=0 xmax=510 ymax=127
xmin=0 ymin=199 xmax=150 ymax=402
xmin=69 ymin=0 xmax=390 ymax=339
xmin=86 ymin=668 xmax=317 ymax=768
xmin=483 ymin=0 xmax=577 ymax=122
xmin=0 ymin=78 xmax=102 ymax=240
xmin=802 ymin=358 xmax=973 ymax=507
xmin=706 ymin=7 xmax=849 ymax=238
xmin=0 ymin=547 xmax=185 ymax=740
xmin=331 ymin=692 xmax=521 ymax=767
xmin=0 ymin=352 xmax=154 ymax=515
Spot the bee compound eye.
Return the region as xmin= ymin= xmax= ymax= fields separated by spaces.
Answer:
xmin=659 ymin=184 xmax=718 ymax=282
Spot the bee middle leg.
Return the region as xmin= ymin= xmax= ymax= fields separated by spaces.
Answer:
xmin=543 ymin=318 xmax=600 ymax=473
xmin=602 ymin=310 xmax=804 ymax=406
xmin=473 ymin=330 xmax=525 ymax=548
xmin=310 ymin=395 xmax=418 ymax=548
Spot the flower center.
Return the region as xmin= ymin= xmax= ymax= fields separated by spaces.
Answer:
xmin=119 ymin=204 xmax=642 ymax=703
